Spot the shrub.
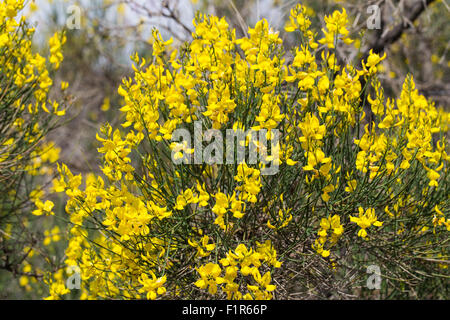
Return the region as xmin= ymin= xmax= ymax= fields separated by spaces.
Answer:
xmin=49 ymin=5 xmax=449 ymax=299
xmin=0 ymin=0 xmax=66 ymax=294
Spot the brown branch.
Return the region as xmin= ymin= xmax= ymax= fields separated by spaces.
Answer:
xmin=363 ymin=0 xmax=437 ymax=62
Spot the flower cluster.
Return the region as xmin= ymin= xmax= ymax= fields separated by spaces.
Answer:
xmin=0 ymin=0 xmax=67 ymax=295
xmin=195 ymin=242 xmax=282 ymax=300
xmin=43 ymin=4 xmax=449 ymax=300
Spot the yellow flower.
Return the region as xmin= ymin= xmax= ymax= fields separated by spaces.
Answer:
xmin=284 ymin=4 xmax=311 ymax=33
xmin=44 ymin=226 xmax=61 ymax=246
xmin=138 ymin=272 xmax=167 ymax=300
xmin=350 ymin=207 xmax=383 ymax=239
xmin=101 ymin=97 xmax=110 ymax=111
xmin=318 ymin=8 xmax=353 ymax=48
xmin=427 ymin=168 xmax=440 ymax=187
xmin=365 ymin=50 xmax=386 ymax=74
xmin=345 ymin=179 xmax=357 ymax=193
xmin=48 ymin=32 xmax=66 ymax=70
xmin=194 ymin=263 xmax=224 ymax=295
xmin=32 ymin=200 xmax=54 ymax=216
xmin=189 ymin=235 xmax=216 ymax=257
xmin=251 ymin=270 xmax=276 ymax=292
xmin=174 ymin=188 xmax=197 ymax=211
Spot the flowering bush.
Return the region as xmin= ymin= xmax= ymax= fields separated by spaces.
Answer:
xmin=0 ymin=0 xmax=67 ymax=293
xmin=48 ymin=5 xmax=448 ymax=299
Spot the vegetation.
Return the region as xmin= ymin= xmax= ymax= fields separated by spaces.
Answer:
xmin=0 ymin=0 xmax=448 ymax=300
